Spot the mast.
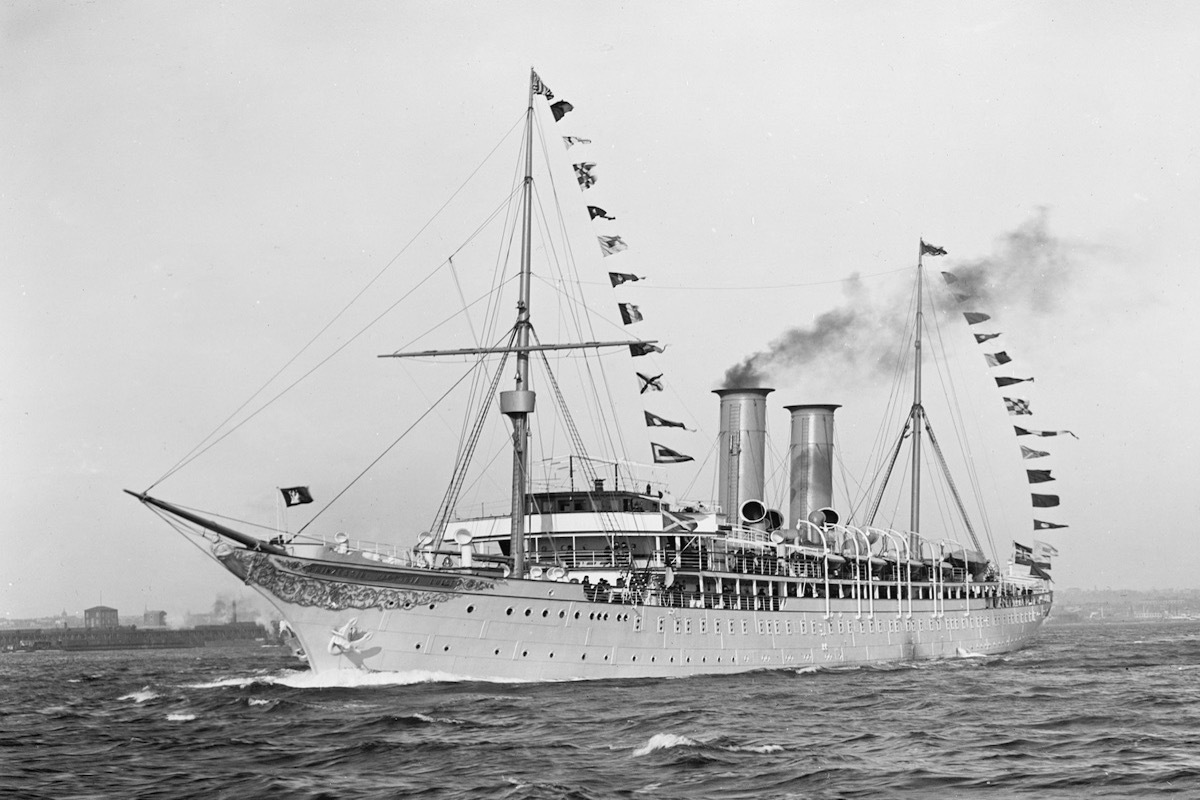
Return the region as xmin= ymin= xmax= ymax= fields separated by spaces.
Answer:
xmin=499 ymin=69 xmax=539 ymax=577
xmin=865 ymin=238 xmax=986 ymax=558
xmin=909 ymin=246 xmax=926 ymax=538
xmin=385 ymin=71 xmax=657 ymax=566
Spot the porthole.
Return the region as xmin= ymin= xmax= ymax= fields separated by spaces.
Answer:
xmin=494 ymin=649 xmax=501 ymax=655
xmin=549 ymin=652 xmax=554 ymax=658
xmin=603 ymin=654 xmax=609 ymax=661
xmin=443 ymin=645 xmax=450 ymax=652
xmin=429 ymin=604 xmax=436 ymax=610
xmin=522 ymin=650 xmax=528 ymax=657
xmin=506 ymin=608 xmax=514 ymax=616
xmin=651 ymin=656 xmax=656 ymax=663
xmin=542 ymin=609 xmax=549 ymax=618
xmin=415 ymin=643 xmax=422 ymax=650
xmin=466 ymin=605 xmax=475 ymax=613
xmin=581 ymin=654 xmax=587 ymax=660
xmin=559 ymin=611 xmax=566 ymax=618
xmin=574 ymin=611 xmax=581 ymax=619
xmin=632 ymin=655 xmax=637 ymax=662
xmin=524 ymin=608 xmax=532 ymax=616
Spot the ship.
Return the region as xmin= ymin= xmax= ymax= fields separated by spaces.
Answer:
xmin=128 ymin=70 xmax=1053 ymax=680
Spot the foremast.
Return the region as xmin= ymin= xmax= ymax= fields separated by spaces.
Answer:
xmin=498 ymin=70 xmax=540 ymax=577
xmin=381 ymin=70 xmax=656 ymax=576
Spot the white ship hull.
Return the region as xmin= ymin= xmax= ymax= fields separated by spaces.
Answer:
xmin=220 ymin=549 xmax=1051 ymax=680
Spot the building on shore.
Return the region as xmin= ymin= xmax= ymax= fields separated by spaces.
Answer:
xmin=84 ymin=606 xmax=118 ymax=629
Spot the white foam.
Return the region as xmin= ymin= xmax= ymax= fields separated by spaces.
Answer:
xmin=247 ymin=698 xmax=271 ymax=706
xmin=956 ymin=647 xmax=987 ymax=658
xmin=188 ymin=667 xmax=532 ymax=691
xmin=726 ymin=744 xmax=784 ymax=753
xmin=119 ymin=687 xmax=159 ymax=703
xmin=633 ymin=733 xmax=699 ymax=757
xmin=166 ymin=712 xmax=196 ymax=722
xmin=408 ymin=711 xmax=463 ymax=725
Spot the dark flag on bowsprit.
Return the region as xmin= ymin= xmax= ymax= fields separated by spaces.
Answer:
xmin=281 ymin=486 xmax=313 ymax=507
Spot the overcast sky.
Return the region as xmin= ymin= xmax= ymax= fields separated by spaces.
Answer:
xmin=5 ymin=2 xmax=1200 ymax=619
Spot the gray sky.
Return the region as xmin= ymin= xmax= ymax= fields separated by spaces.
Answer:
xmin=5 ymin=1 xmax=1200 ymax=619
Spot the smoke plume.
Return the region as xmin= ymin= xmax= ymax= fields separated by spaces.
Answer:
xmin=720 ymin=210 xmax=1078 ymax=389
xmin=939 ymin=209 xmax=1076 ymax=314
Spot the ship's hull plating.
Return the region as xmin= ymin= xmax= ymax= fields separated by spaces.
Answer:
xmin=220 ymin=549 xmax=1050 ymax=680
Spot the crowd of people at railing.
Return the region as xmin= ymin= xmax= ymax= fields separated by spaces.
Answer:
xmin=530 ymin=545 xmax=986 ymax=584
xmin=578 ymin=572 xmax=1045 ymax=611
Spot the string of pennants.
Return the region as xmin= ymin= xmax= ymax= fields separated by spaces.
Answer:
xmin=533 ymin=71 xmax=694 ymax=466
xmin=930 ymin=240 xmax=1076 ymax=545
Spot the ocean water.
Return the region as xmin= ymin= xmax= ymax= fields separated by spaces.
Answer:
xmin=2 ymin=622 xmax=1199 ymax=799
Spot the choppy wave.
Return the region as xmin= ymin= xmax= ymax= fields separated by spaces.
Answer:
xmin=633 ymin=733 xmax=789 ymax=758
xmin=633 ymin=732 xmax=701 ymax=756
xmin=5 ymin=623 xmax=1200 ymax=799
xmin=119 ymin=686 xmax=160 ymax=703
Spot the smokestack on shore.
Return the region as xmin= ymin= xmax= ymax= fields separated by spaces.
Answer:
xmin=786 ymin=404 xmax=840 ymax=540
xmin=714 ymin=388 xmax=773 ymax=527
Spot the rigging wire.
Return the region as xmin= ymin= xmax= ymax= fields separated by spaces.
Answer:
xmin=926 ymin=289 xmax=1000 ymax=561
xmin=149 ymin=259 xmax=452 ymax=490
xmin=150 ymin=113 xmax=527 ymax=491
xmin=427 ymin=334 xmax=516 ymax=549
xmin=530 ymin=119 xmax=634 ymax=481
xmin=150 ymin=185 xmax=525 ymax=490
xmin=298 ymin=351 xmax=499 ymax=538
xmin=849 ymin=276 xmax=920 ymax=523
